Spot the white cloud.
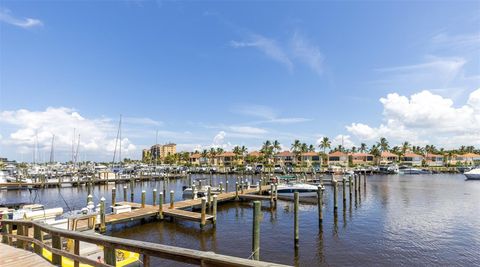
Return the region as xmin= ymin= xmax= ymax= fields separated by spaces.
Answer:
xmin=291 ymin=32 xmax=324 ymax=75
xmin=230 ymin=34 xmax=293 ymax=71
xmin=0 ymin=8 xmax=43 ymax=28
xmin=123 ymin=117 xmax=162 ymax=126
xmin=331 ymin=135 xmax=355 ymax=149
xmin=431 ymin=32 xmax=480 ymax=52
xmin=0 ymin=107 xmax=137 ymax=160
xmin=229 ymin=126 xmax=267 ymax=135
xmin=346 ymin=89 xmax=480 ymax=147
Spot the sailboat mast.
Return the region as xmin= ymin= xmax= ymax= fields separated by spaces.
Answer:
xmin=50 ymin=134 xmax=55 ymax=163
xmin=119 ymin=115 xmax=122 ymax=165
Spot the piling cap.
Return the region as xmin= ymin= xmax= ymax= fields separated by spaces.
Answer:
xmin=153 ymin=188 xmax=157 ymax=191
xmin=123 ymin=186 xmax=127 ymax=189
xmin=170 ymin=190 xmax=174 ymax=193
xmin=88 ymin=194 xmax=92 ymax=198
xmin=213 ymin=194 xmax=217 ymax=198
xmin=100 ymin=197 xmax=105 ymax=201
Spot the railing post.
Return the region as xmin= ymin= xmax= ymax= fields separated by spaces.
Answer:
xmin=200 ymin=197 xmax=207 ymax=229
xmin=153 ymin=188 xmax=157 ymax=206
xmin=2 ymin=213 xmax=9 ymax=244
xmin=33 ymin=224 xmax=43 ymax=254
xmin=252 ymin=200 xmax=261 ymax=261
xmin=158 ymin=192 xmax=164 ymax=220
xmin=16 ymin=222 xmax=24 ymax=249
xmin=212 ymin=195 xmax=217 ymax=226
xmin=169 ymin=190 xmax=174 ymax=209
xmin=100 ymin=197 xmax=106 ymax=233
xmin=104 ymin=246 xmax=116 ymax=265
xmin=52 ymin=233 xmax=62 ymax=265
xmin=74 ymin=239 xmax=80 ymax=267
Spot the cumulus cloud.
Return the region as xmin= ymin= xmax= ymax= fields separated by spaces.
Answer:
xmin=330 ymin=135 xmax=355 ymax=149
xmin=346 ymin=89 xmax=480 ymax=147
xmin=0 ymin=107 xmax=137 ymax=160
xmin=0 ymin=8 xmax=43 ymax=28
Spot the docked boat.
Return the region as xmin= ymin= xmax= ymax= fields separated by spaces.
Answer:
xmin=398 ymin=166 xmax=430 ymax=175
xmin=271 ymin=182 xmax=318 ymax=197
xmin=378 ymin=164 xmax=399 ymax=174
xmin=464 ymin=168 xmax=480 ymax=180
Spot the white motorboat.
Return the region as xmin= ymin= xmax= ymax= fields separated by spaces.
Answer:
xmin=464 ymin=168 xmax=480 ymax=180
xmin=272 ymin=182 xmax=318 ymax=197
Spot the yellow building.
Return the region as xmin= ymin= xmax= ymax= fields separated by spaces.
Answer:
xmin=150 ymin=143 xmax=177 ymax=161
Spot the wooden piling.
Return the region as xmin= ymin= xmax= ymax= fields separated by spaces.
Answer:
xmin=317 ymin=185 xmax=323 ymax=226
xmin=123 ymin=186 xmax=127 ymax=202
xmin=274 ymin=183 xmax=278 ymax=201
xmin=200 ymin=197 xmax=207 ymax=228
xmin=153 ymin=188 xmax=157 ymax=206
xmin=170 ymin=190 xmax=175 ymax=209
xmin=207 ymin=186 xmax=212 ymax=208
xmin=219 ymin=182 xmax=223 ymax=193
xmin=348 ymin=175 xmax=353 ymax=197
xmin=192 ymin=184 xmax=196 ymax=200
xmin=2 ymin=213 xmax=9 ymax=244
xmin=257 ymin=182 xmax=261 ymax=194
xmin=294 ymin=191 xmax=299 ymax=248
xmin=87 ymin=194 xmax=93 ymax=205
xmin=52 ymin=233 xmax=62 ymax=265
xmin=252 ymin=200 xmax=261 ymax=261
xmin=226 ymin=180 xmax=229 ymax=192
xmin=235 ymin=182 xmax=239 ymax=200
xmin=342 ymin=177 xmax=346 ymax=204
xmin=111 ymin=188 xmax=116 ymax=208
xmin=212 ymin=195 xmax=218 ymax=225
xmin=158 ymin=192 xmax=164 ymax=220
xmin=141 ymin=190 xmax=146 ymax=208
xmin=100 ymin=197 xmax=106 ymax=233
xmin=270 ymin=184 xmax=274 ymax=205
xmin=333 ymin=180 xmax=338 ymax=211
xmin=104 ymin=246 xmax=116 ymax=265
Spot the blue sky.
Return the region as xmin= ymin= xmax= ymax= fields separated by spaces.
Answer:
xmin=0 ymin=1 xmax=479 ymax=161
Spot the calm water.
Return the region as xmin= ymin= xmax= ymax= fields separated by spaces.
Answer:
xmin=1 ymin=174 xmax=479 ymax=266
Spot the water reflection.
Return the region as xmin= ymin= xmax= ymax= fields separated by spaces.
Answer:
xmin=1 ymin=174 xmax=479 ymax=266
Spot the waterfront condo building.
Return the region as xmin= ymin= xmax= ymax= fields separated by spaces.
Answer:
xmin=448 ymin=153 xmax=480 ymax=166
xmin=380 ymin=151 xmax=399 ymax=164
xmin=425 ymin=153 xmax=445 ymax=167
xmin=401 ymin=153 xmax=423 ymax=166
xmin=150 ymin=143 xmax=177 ymax=161
xmin=328 ymin=151 xmax=349 ymax=166
xmin=351 ymin=152 xmax=375 ymax=165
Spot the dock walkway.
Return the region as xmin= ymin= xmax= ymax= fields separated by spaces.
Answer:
xmin=0 ymin=243 xmax=53 ymax=267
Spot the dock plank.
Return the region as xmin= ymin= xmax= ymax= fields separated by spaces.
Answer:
xmin=0 ymin=243 xmax=53 ymax=267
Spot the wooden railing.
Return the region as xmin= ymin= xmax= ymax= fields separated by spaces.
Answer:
xmin=1 ymin=219 xmax=289 ymax=267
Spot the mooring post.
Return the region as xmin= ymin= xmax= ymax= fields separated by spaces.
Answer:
xmin=192 ymin=184 xmax=197 ymax=200
xmin=141 ymin=190 xmax=146 ymax=208
xmin=212 ymin=194 xmax=218 ymax=225
xmin=364 ymin=171 xmax=367 ymax=188
xmin=317 ymin=185 xmax=323 ymax=226
xmin=257 ymin=182 xmax=261 ymax=194
xmin=169 ymin=190 xmax=174 ymax=209
xmin=333 ymin=180 xmax=338 ymax=211
xmin=162 ymin=179 xmax=167 ymax=202
xmin=158 ymin=192 xmax=164 ymax=220
xmin=252 ymin=200 xmax=261 ymax=261
xmin=123 ymin=186 xmax=127 ymax=202
xmin=200 ymin=197 xmax=207 ymax=228
xmin=100 ymin=197 xmax=106 ymax=233
xmin=241 ymin=181 xmax=245 ymax=194
xmin=87 ymin=194 xmax=93 ymax=205
xmin=294 ymin=191 xmax=299 ymax=248
xmin=226 ymin=180 xmax=229 ymax=193
xmin=348 ymin=175 xmax=353 ymax=198
xmin=274 ymin=183 xmax=278 ymax=202
xmin=342 ymin=177 xmax=347 ymax=204
xmin=357 ymin=174 xmax=361 ymax=194
xmin=111 ymin=188 xmax=116 ymax=209
xmin=219 ymin=182 xmax=223 ymax=193
xmin=235 ymin=182 xmax=239 ymax=200
xmin=207 ymin=186 xmax=212 ymax=208
xmin=270 ymin=184 xmax=274 ymax=205
xmin=153 ymin=188 xmax=157 ymax=206
xmin=130 ymin=185 xmax=135 ymax=203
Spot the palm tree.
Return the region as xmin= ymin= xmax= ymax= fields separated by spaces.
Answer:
xmin=201 ymin=149 xmax=208 ymax=165
xmin=378 ymin=137 xmax=389 ymax=152
xmin=401 ymin=141 xmax=410 ymax=155
xmin=291 ymin=140 xmax=302 ymax=164
xmin=318 ymin=137 xmax=331 ymax=155
xmin=209 ymin=147 xmax=217 ymax=166
xmin=360 ymin=143 xmax=367 ymax=153
xmin=272 ymin=140 xmax=281 ymax=154
xmin=308 ymin=144 xmax=315 ymax=152
xmin=233 ymin=146 xmax=242 ymax=161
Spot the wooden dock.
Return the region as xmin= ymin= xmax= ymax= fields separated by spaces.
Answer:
xmin=0 ymin=243 xmax=53 ymax=267
xmin=103 ymin=185 xmax=275 ymax=227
